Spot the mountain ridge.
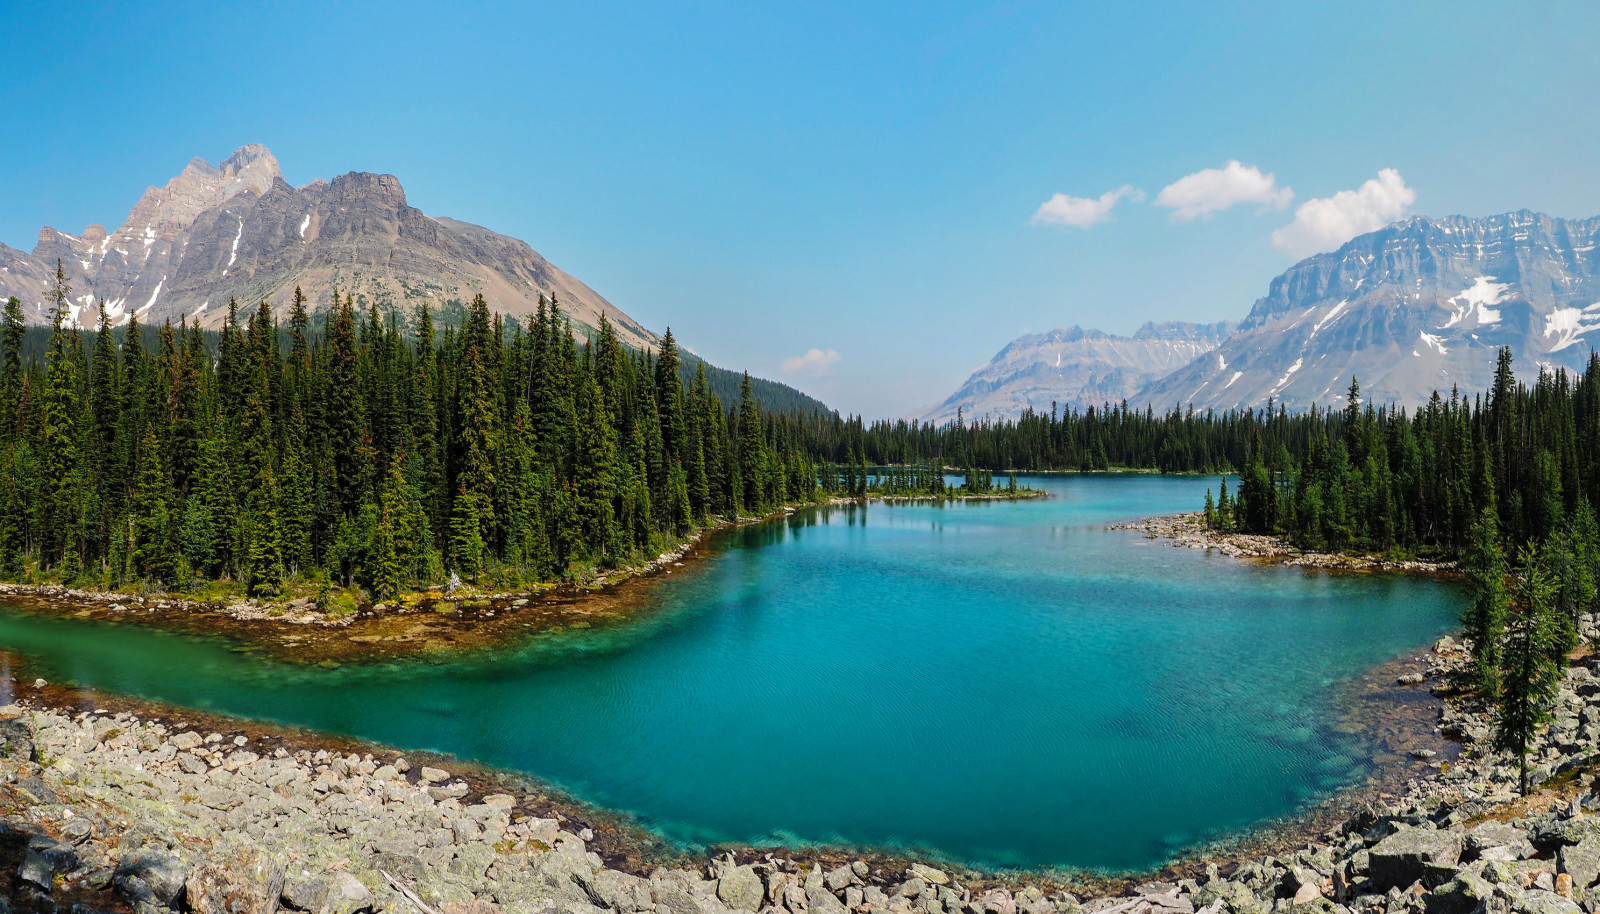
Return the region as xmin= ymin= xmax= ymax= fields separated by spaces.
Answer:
xmin=917 ymin=320 xmax=1235 ymax=424
xmin=0 ymin=144 xmax=656 ymax=350
xmin=1137 ymin=210 xmax=1600 ymax=411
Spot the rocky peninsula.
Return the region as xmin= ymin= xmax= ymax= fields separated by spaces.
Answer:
xmin=1110 ymin=514 xmax=1456 ymax=574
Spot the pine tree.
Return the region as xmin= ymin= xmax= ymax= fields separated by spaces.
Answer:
xmin=1463 ymin=503 xmax=1509 ymax=695
xmin=245 ymin=464 xmax=287 ymax=598
xmin=129 ymin=425 xmax=175 ymax=585
xmin=1495 ymin=546 xmax=1561 ymax=795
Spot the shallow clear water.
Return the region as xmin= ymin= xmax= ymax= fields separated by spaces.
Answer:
xmin=0 ymin=475 xmax=1460 ymax=871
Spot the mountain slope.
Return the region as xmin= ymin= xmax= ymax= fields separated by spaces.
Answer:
xmin=1139 ymin=211 xmax=1600 ymax=411
xmin=918 ymin=320 xmax=1235 ymax=423
xmin=0 ymin=145 xmax=656 ymax=349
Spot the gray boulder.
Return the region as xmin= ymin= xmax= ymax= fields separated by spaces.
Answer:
xmin=320 ymin=873 xmax=374 ymax=914
xmin=716 ymin=865 xmax=764 ymax=911
xmin=114 ymin=851 xmax=189 ymax=913
xmin=1423 ymin=871 xmax=1494 ymax=914
xmin=0 ymin=719 xmax=36 ymax=762
xmin=18 ymin=835 xmax=79 ymax=890
xmin=1560 ymin=838 xmax=1600 ymax=892
xmin=1369 ymin=828 xmax=1463 ymax=890
xmin=1511 ymin=890 xmax=1582 ymax=914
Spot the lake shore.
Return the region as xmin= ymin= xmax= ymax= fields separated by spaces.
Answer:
xmin=0 ymin=491 xmax=1047 ymax=666
xmin=6 ymin=605 xmax=1600 ymax=914
xmin=1109 ymin=513 xmax=1459 ymax=574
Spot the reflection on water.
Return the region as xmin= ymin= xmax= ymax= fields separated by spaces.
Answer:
xmin=0 ymin=475 xmax=1461 ymax=871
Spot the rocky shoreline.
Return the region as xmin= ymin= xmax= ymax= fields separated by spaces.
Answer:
xmin=0 ymin=493 xmax=1047 ymax=666
xmin=5 ymin=609 xmax=1600 ymax=914
xmin=1109 ymin=514 xmax=1457 ymax=574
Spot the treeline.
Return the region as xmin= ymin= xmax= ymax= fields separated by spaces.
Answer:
xmin=0 ymin=266 xmax=843 ymax=599
xmin=1205 ymin=348 xmax=1600 ymax=557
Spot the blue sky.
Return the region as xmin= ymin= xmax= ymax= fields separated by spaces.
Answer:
xmin=2 ymin=1 xmax=1597 ymax=416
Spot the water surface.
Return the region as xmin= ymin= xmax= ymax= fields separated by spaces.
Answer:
xmin=0 ymin=475 xmax=1460 ymax=870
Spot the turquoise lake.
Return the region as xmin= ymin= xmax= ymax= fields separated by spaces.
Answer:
xmin=0 ymin=475 xmax=1461 ymax=871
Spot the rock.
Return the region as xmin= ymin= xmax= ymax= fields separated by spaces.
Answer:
xmin=321 ymin=872 xmax=374 ymax=914
xmin=60 ymin=817 xmax=94 ymax=845
xmin=807 ymin=883 xmax=850 ymax=914
xmin=0 ymin=719 xmax=37 ymax=762
xmin=282 ymin=877 xmax=330 ymax=913
xmin=1291 ymin=882 xmax=1324 ymax=905
xmin=170 ymin=731 xmax=203 ymax=751
xmin=1434 ymin=636 xmax=1459 ymax=654
xmin=114 ymin=851 xmax=190 ymax=911
xmin=1398 ymin=673 xmax=1427 ymax=685
xmin=13 ymin=775 xmax=58 ymax=804
xmin=1423 ymin=872 xmax=1495 ymax=914
xmin=420 ymin=766 xmax=451 ymax=783
xmin=1369 ymin=827 xmax=1463 ymax=890
xmin=825 ymin=863 xmax=856 ymax=891
xmin=910 ymin=863 xmax=951 ymax=886
xmin=1560 ymin=839 xmax=1600 ymax=890
xmin=1512 ymin=889 xmax=1582 ymax=914
xmin=976 ymin=888 xmax=1019 ymax=914
xmin=19 ymin=836 xmax=79 ymax=889
xmin=717 ymin=865 xmax=764 ymax=911
xmin=186 ymin=862 xmax=268 ymax=914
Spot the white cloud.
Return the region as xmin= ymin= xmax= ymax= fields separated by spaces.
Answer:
xmin=781 ymin=348 xmax=841 ymax=376
xmin=1271 ymin=168 xmax=1416 ymax=257
xmin=1155 ymin=160 xmax=1293 ymax=221
xmin=1031 ymin=185 xmax=1144 ymax=228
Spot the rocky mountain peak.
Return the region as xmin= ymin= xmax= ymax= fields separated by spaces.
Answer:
xmin=0 ymin=145 xmax=657 ymax=351
xmin=1137 ymin=210 xmax=1600 ymax=411
xmin=326 ymin=172 xmax=407 ymax=208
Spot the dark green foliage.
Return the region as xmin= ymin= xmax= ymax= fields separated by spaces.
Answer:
xmin=1494 ymin=547 xmax=1562 ymax=795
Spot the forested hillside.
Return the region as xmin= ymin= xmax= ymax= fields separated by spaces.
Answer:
xmin=0 ymin=266 xmax=842 ymax=598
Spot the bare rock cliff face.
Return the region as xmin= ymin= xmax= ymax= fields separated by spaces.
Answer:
xmin=0 ymin=145 xmax=655 ymax=349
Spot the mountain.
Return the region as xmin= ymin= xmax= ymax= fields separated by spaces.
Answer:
xmin=917 ymin=320 xmax=1235 ymax=423
xmin=1138 ymin=211 xmax=1600 ymax=411
xmin=0 ymin=144 xmax=656 ymax=349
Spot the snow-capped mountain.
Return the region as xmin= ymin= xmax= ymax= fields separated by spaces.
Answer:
xmin=1138 ymin=211 xmax=1600 ymax=411
xmin=0 ymin=145 xmax=656 ymax=348
xmin=917 ymin=321 xmax=1236 ymax=423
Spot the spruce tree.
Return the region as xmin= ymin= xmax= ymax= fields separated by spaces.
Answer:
xmin=1494 ymin=547 xmax=1561 ymax=795
xmin=1463 ymin=503 xmax=1509 ymax=695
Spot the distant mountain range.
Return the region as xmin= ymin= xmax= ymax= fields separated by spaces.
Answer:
xmin=917 ymin=321 xmax=1234 ymax=424
xmin=927 ymin=210 xmax=1600 ymax=420
xmin=0 ymin=144 xmax=655 ymax=348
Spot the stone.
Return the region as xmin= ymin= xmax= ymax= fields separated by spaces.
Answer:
xmin=60 ymin=817 xmax=94 ymax=845
xmin=717 ymin=865 xmax=764 ymax=911
xmin=1369 ymin=827 xmax=1463 ymax=890
xmin=807 ymin=884 xmax=850 ymax=914
xmin=910 ymin=863 xmax=951 ymax=885
xmin=976 ymin=888 xmax=1019 ymax=914
xmin=282 ymin=877 xmax=330 ymax=912
xmin=1291 ymin=883 xmax=1323 ymax=905
xmin=1512 ymin=889 xmax=1582 ymax=914
xmin=0 ymin=719 xmax=37 ymax=762
xmin=825 ymin=863 xmax=856 ymax=891
xmin=186 ymin=862 xmax=268 ymax=914
xmin=13 ymin=775 xmax=58 ymax=805
xmin=1560 ymin=839 xmax=1600 ymax=891
xmin=171 ymin=731 xmax=203 ymax=751
xmin=114 ymin=850 xmax=190 ymax=910
xmin=19 ymin=836 xmax=80 ymax=889
xmin=420 ymin=766 xmax=451 ymax=783
xmin=321 ymin=872 xmax=374 ymax=914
